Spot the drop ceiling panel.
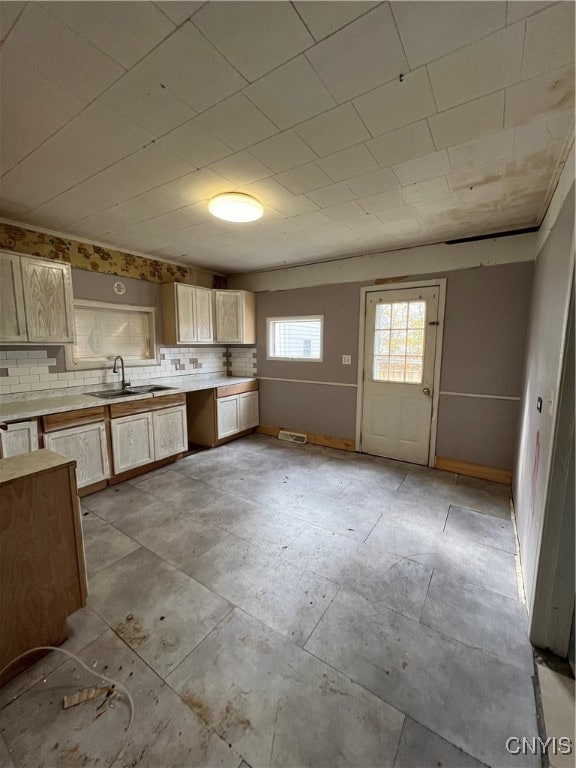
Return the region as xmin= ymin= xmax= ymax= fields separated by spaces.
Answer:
xmin=155 ymin=2 xmax=205 ymax=25
xmin=157 ymin=120 xmax=232 ymax=167
xmin=193 ymin=1 xmax=313 ymax=82
xmin=428 ymin=23 xmax=524 ymax=111
xmin=321 ymin=201 xmax=365 ymax=221
xmin=306 ymin=4 xmax=408 ymax=102
xmin=392 ymin=149 xmax=451 ymax=185
xmin=295 ymin=103 xmax=371 ymax=157
xmin=245 ymin=56 xmax=336 ymax=129
xmin=248 ymin=131 xmax=318 ymax=174
xmin=347 ymin=168 xmax=400 ymax=197
xmin=353 ymin=68 xmax=437 ymax=137
xmin=306 ymin=182 xmax=356 ymax=208
xmin=43 ymin=1 xmax=176 ymax=69
xmin=210 ymin=151 xmax=273 ymax=187
xmin=391 ymin=1 xmax=506 ymax=69
xmin=134 ymin=21 xmax=246 ymax=112
xmin=366 ymin=121 xmax=435 ymax=169
xmin=293 ymin=1 xmax=378 ymax=42
xmin=521 ymin=3 xmax=575 ymax=80
xmin=448 ymin=129 xmax=515 ymax=173
xmin=195 ymin=93 xmax=277 ymax=151
xmin=0 ymin=0 xmax=25 ymax=41
xmin=428 ymin=92 xmax=505 ymax=150
xmin=317 ymin=144 xmax=379 ymax=183
xmin=504 ymin=65 xmax=575 ymax=127
xmin=357 ymin=191 xmax=404 ymax=214
xmin=506 ymin=1 xmax=553 ymax=25
xmin=275 ymin=163 xmax=334 ymax=196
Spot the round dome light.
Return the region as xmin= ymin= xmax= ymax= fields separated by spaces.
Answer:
xmin=208 ymin=192 xmax=264 ymax=223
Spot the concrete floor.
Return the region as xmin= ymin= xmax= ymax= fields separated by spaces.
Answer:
xmin=0 ymin=435 xmax=540 ymax=767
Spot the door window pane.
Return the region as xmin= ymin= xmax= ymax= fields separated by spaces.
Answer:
xmin=372 ymin=300 xmax=426 ymax=383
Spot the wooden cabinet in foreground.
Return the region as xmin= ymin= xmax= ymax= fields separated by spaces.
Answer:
xmin=214 ymin=290 xmax=256 ymax=344
xmin=0 ymin=450 xmax=87 ymax=685
xmin=186 ymin=380 xmax=259 ymax=447
xmin=161 ymin=283 xmax=214 ymax=344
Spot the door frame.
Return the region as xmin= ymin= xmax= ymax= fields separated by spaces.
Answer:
xmin=355 ymin=279 xmax=447 ymax=466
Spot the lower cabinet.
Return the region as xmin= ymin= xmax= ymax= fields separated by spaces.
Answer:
xmin=0 ymin=420 xmax=39 ymax=458
xmin=43 ymin=422 xmax=110 ymax=489
xmin=217 ymin=391 xmax=259 ymax=439
xmin=111 ymin=404 xmax=187 ymax=473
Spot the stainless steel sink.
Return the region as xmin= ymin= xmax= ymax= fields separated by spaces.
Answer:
xmin=90 ymin=385 xmax=175 ymax=399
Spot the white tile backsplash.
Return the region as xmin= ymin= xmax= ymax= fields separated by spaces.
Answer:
xmin=228 ymin=347 xmax=257 ymax=377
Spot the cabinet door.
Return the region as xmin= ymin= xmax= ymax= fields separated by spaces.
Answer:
xmin=21 ymin=257 xmax=75 ymax=343
xmin=0 ymin=253 xmax=27 ymax=342
xmin=153 ymin=405 xmax=188 ymax=459
xmin=194 ymin=287 xmax=214 ymax=343
xmin=176 ymin=283 xmax=196 ymax=343
xmin=239 ymin=391 xmax=259 ymax=431
xmin=215 ymin=291 xmax=242 ymax=343
xmin=0 ymin=421 xmax=39 ymax=458
xmin=216 ymin=395 xmax=240 ymax=439
xmin=111 ymin=412 xmax=154 ymax=474
xmin=43 ymin=422 xmax=109 ymax=488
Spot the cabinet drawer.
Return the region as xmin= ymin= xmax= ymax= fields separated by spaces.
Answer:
xmin=43 ymin=406 xmax=105 ymax=432
xmin=216 ymin=380 xmax=258 ymax=398
xmin=109 ymin=392 xmax=185 ymax=418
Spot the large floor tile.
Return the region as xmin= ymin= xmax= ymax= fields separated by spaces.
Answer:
xmin=314 ymin=456 xmax=408 ymax=490
xmin=80 ymin=508 xmax=140 ymax=576
xmin=339 ymin=485 xmax=449 ymax=532
xmin=184 ymin=535 xmax=338 ymax=645
xmin=0 ymin=629 xmax=242 ymax=768
xmin=131 ymin=469 xmax=223 ymax=511
xmin=420 ymin=570 xmax=533 ymax=672
xmin=89 ymin=548 xmax=232 ymax=677
xmin=167 ymin=608 xmax=405 ymax=768
xmin=81 ymin=482 xmax=178 ymax=537
xmin=367 ymin=514 xmax=519 ymax=599
xmin=537 ymin=664 xmax=576 ymax=768
xmin=305 ymin=588 xmax=539 ymax=768
xmin=456 ymin=474 xmax=512 ymax=498
xmin=444 ymin=503 xmax=516 ymax=553
xmin=281 ymin=525 xmax=432 ymax=620
xmin=394 ymin=718 xmax=487 ymax=768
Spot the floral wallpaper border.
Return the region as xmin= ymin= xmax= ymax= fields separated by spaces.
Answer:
xmin=0 ymin=223 xmax=226 ymax=289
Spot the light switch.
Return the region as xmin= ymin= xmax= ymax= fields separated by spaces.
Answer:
xmin=342 ymin=355 xmax=352 ymax=365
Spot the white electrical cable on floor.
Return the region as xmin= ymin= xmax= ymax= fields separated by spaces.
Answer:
xmin=0 ymin=646 xmax=134 ymax=767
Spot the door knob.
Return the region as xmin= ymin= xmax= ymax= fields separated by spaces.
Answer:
xmin=423 ymin=387 xmax=431 ymax=396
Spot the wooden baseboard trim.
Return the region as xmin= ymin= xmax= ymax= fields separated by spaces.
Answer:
xmin=256 ymin=424 xmax=355 ymax=452
xmin=435 ymin=456 xmax=512 ymax=485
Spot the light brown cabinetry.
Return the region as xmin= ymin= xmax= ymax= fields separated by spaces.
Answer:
xmin=161 ymin=283 xmax=214 ymax=344
xmin=186 ymin=380 xmax=259 ymax=447
xmin=0 ymin=450 xmax=87 ymax=685
xmin=0 ymin=251 xmax=75 ymax=344
xmin=214 ymin=290 xmax=256 ymax=344
xmin=0 ymin=420 xmax=39 ymax=458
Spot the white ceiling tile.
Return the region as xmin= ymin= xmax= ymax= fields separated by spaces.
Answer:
xmin=321 ymin=201 xmax=365 ymax=221
xmin=295 ymin=103 xmax=370 ymax=157
xmin=306 ymin=182 xmax=356 ymax=207
xmin=353 ymin=68 xmax=437 ymax=137
xmin=193 ymin=1 xmax=312 ymax=82
xmin=521 ymin=3 xmax=576 ymax=80
xmin=293 ymin=1 xmax=378 ymax=42
xmin=447 ymin=161 xmax=505 ymax=194
xmin=343 ymin=214 xmax=385 ymax=235
xmin=245 ymin=56 xmax=336 ymax=129
xmin=513 ymin=111 xmax=574 ymax=157
xmin=428 ymin=23 xmax=524 ymax=111
xmin=400 ymin=177 xmax=450 ymax=204
xmin=4 ymin=4 xmax=124 ymax=101
xmin=306 ymin=4 xmax=407 ymax=102
xmin=43 ymin=1 xmax=175 ymax=69
xmin=357 ymin=190 xmax=404 ymax=213
xmin=505 ymin=65 xmax=575 ymax=127
xmin=275 ymin=163 xmax=333 ymax=195
xmin=195 ymin=94 xmax=278 ymax=152
xmin=248 ymin=131 xmax=317 ymax=174
xmin=348 ymin=168 xmax=400 ymax=197
xmin=317 ymin=144 xmax=378 ymax=182
xmin=378 ymin=217 xmax=420 ymax=235
xmin=0 ymin=104 xmax=154 ymax=212
xmin=0 ymin=1 xmax=25 ymax=41
xmin=392 ymin=149 xmax=451 ymax=185
xmin=134 ymin=21 xmax=246 ymax=112
xmin=157 ymin=119 xmax=231 ymax=168
xmin=98 ymin=69 xmax=197 ymax=138
xmin=242 ymin=179 xmax=320 ymax=218
xmin=155 ymin=2 xmax=205 ymax=25
xmin=375 ymin=204 xmax=419 ymax=225
xmin=391 ymin=1 xmax=506 ymax=69
xmin=448 ymin=129 xmax=515 ymax=173
xmin=366 ymin=120 xmax=435 ymax=168
xmin=506 ymin=2 xmax=553 ymax=24
xmin=110 ymin=202 xmax=209 ymax=240
xmin=428 ymin=92 xmax=505 ymax=150
xmin=29 ymin=144 xmax=194 ymax=224
xmin=210 ymin=151 xmax=273 ymax=187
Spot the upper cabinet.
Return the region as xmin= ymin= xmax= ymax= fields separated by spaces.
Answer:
xmin=161 ymin=283 xmax=214 ymax=345
xmin=0 ymin=251 xmax=76 ymax=344
xmin=214 ymin=290 xmax=256 ymax=344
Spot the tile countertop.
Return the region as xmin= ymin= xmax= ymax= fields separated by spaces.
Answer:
xmin=0 ymin=376 xmax=257 ymax=422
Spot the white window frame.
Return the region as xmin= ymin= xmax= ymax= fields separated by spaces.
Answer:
xmin=65 ymin=299 xmax=159 ymax=371
xmin=266 ymin=315 xmax=324 ymax=362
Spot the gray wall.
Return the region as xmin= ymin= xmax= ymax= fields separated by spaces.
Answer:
xmin=256 ymin=260 xmax=534 ymax=468
xmin=514 ymin=185 xmax=575 ymax=616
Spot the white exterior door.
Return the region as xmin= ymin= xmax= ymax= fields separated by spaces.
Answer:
xmin=360 ymin=286 xmax=440 ymax=465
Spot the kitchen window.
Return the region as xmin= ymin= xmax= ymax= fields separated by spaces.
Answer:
xmin=267 ymin=316 xmax=323 ymax=362
xmin=65 ymin=299 xmax=157 ymax=370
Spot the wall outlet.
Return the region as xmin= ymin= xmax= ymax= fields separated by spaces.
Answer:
xmin=342 ymin=355 xmax=352 ymax=365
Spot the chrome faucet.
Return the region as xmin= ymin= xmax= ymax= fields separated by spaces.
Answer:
xmin=112 ymin=355 xmax=130 ymax=390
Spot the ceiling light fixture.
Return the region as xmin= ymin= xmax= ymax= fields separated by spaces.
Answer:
xmin=208 ymin=192 xmax=263 ymax=223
